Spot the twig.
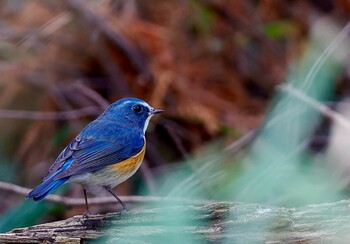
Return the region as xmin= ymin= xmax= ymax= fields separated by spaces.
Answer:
xmin=223 ymin=129 xmax=257 ymax=153
xmin=303 ymin=21 xmax=350 ymax=90
xmin=17 ymin=12 xmax=72 ymax=49
xmin=0 ymin=181 xmax=212 ymax=206
xmin=279 ymin=84 xmax=350 ymax=132
xmin=96 ymin=39 xmax=131 ymax=96
xmin=163 ymin=122 xmax=189 ymax=158
xmin=168 ymin=130 xmax=256 ymax=196
xmin=62 ymin=0 xmax=151 ymax=80
xmin=0 ymin=106 xmax=101 ymax=120
xmin=71 ymin=81 xmax=110 ymax=109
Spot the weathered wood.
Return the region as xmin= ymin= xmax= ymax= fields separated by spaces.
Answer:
xmin=1 ymin=200 xmax=350 ymax=243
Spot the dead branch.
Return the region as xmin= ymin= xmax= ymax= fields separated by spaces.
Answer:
xmin=71 ymin=81 xmax=110 ymax=109
xmin=0 ymin=106 xmax=101 ymax=120
xmin=279 ymin=83 xmax=350 ymax=132
xmin=0 ymin=181 xmax=211 ymax=206
xmin=1 ymin=200 xmax=350 ymax=243
xmin=61 ymin=0 xmax=152 ymax=84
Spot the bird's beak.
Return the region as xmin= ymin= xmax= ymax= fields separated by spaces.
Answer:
xmin=149 ymin=108 xmax=164 ymax=115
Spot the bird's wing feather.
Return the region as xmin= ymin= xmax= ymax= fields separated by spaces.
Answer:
xmin=44 ymin=131 xmax=144 ymax=181
xmin=43 ymin=138 xmax=81 ymax=180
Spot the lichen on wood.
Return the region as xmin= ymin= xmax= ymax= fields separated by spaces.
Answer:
xmin=1 ymin=201 xmax=350 ymax=243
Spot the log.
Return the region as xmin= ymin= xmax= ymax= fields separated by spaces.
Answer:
xmin=1 ymin=200 xmax=350 ymax=243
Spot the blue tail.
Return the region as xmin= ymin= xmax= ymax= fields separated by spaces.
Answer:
xmin=27 ymin=156 xmax=74 ymax=201
xmin=26 ymin=176 xmax=69 ymax=201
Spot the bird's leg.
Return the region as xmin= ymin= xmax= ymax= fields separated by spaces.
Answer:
xmin=103 ymin=185 xmax=127 ymax=213
xmin=82 ymin=187 xmax=91 ymax=217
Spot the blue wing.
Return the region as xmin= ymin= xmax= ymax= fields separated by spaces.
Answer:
xmin=44 ymin=122 xmax=145 ymax=181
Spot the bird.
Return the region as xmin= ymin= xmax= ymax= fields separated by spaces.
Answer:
xmin=26 ymin=97 xmax=163 ymax=215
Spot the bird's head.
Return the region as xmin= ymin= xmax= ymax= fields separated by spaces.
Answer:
xmin=101 ymin=97 xmax=163 ymax=132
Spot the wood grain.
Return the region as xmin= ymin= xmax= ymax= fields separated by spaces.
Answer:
xmin=1 ymin=201 xmax=350 ymax=243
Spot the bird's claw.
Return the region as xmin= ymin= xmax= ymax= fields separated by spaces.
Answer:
xmin=120 ymin=207 xmax=128 ymax=218
xmin=83 ymin=210 xmax=91 ymax=218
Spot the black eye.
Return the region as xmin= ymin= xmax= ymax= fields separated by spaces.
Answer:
xmin=132 ymin=104 xmax=142 ymax=113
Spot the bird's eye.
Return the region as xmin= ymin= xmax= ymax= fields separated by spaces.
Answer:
xmin=132 ymin=104 xmax=142 ymax=113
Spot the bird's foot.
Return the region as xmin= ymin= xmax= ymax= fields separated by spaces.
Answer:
xmin=120 ymin=207 xmax=128 ymax=218
xmin=83 ymin=210 xmax=91 ymax=218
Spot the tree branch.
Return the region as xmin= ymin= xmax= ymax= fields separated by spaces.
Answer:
xmin=0 ymin=106 xmax=101 ymax=120
xmin=279 ymin=83 xmax=350 ymax=132
xmin=1 ymin=200 xmax=350 ymax=243
xmin=0 ymin=181 xmax=211 ymax=206
xmin=71 ymin=81 xmax=110 ymax=109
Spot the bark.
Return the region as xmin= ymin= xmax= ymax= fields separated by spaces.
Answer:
xmin=1 ymin=200 xmax=350 ymax=243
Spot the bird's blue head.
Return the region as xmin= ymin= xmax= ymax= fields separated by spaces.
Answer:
xmin=100 ymin=97 xmax=163 ymax=132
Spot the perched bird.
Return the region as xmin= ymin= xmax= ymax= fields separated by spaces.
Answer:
xmin=26 ymin=97 xmax=163 ymax=215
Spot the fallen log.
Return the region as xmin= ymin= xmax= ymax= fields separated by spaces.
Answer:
xmin=1 ymin=200 xmax=350 ymax=243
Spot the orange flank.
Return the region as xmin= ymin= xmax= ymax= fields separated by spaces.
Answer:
xmin=110 ymin=144 xmax=146 ymax=175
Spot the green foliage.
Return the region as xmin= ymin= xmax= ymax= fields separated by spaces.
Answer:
xmin=189 ymin=0 xmax=215 ymax=36
xmin=0 ymin=159 xmax=16 ymax=183
xmin=220 ymin=20 xmax=350 ymax=207
xmin=0 ymin=201 xmax=50 ymax=233
xmin=99 ymin=20 xmax=350 ymax=242
xmin=263 ymin=21 xmax=296 ymax=39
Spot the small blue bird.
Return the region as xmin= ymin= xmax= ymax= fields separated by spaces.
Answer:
xmin=26 ymin=97 xmax=163 ymax=215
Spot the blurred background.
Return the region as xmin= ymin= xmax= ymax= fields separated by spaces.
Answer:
xmin=1 ymin=0 xmax=350 ymax=236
